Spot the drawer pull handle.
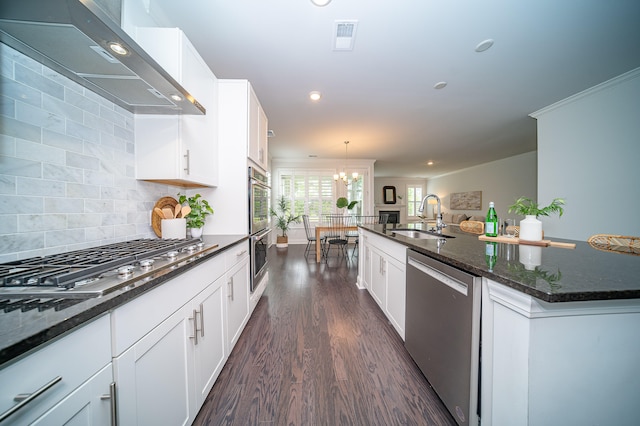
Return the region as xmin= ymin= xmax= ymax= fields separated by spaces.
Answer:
xmin=100 ymin=382 xmax=118 ymax=426
xmin=1 ymin=376 xmax=62 ymax=422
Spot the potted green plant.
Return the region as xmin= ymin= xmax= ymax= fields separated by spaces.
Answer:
xmin=336 ymin=197 xmax=358 ymax=210
xmin=507 ymin=197 xmax=565 ymax=241
xmin=270 ymin=195 xmax=301 ymax=248
xmin=178 ymin=193 xmax=214 ymax=238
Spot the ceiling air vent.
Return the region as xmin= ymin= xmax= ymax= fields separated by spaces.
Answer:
xmin=333 ymin=20 xmax=358 ymax=51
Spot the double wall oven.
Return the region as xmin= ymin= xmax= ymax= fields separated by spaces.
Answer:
xmin=248 ymin=167 xmax=270 ymax=292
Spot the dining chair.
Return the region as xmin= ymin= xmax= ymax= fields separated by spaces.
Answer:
xmin=323 ymin=214 xmax=354 ymax=262
xmin=302 ymin=214 xmax=325 ymax=259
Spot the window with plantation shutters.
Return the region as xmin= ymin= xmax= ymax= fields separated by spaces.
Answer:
xmin=407 ymin=185 xmax=424 ymax=218
xmin=279 ymin=170 xmax=335 ymax=223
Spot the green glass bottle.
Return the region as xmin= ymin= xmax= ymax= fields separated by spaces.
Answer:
xmin=485 ymin=242 xmax=497 ymax=271
xmin=485 ymin=201 xmax=498 ymax=237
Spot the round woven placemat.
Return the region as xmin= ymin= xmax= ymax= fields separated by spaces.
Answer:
xmin=152 ymin=196 xmax=179 ymax=237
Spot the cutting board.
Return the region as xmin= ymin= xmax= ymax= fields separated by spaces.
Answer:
xmin=478 ymin=235 xmax=576 ymax=249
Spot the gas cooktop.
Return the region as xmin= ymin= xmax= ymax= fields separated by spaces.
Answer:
xmin=0 ymin=239 xmax=218 ymax=308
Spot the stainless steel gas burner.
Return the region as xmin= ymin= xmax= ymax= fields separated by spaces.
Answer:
xmin=0 ymin=238 xmax=218 ymax=306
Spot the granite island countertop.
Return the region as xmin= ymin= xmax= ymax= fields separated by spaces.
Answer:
xmin=361 ymin=223 xmax=640 ymax=303
xmin=0 ymin=235 xmax=247 ymax=368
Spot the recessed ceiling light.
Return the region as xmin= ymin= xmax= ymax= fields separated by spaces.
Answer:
xmin=309 ymin=91 xmax=322 ymax=101
xmin=475 ymin=39 xmax=494 ymax=53
xmin=427 ymin=161 xmax=434 ymax=166
xmin=311 ymin=0 xmax=331 ymax=6
xmin=434 ymin=82 xmax=447 ymax=90
xmin=108 ymin=42 xmax=128 ymax=56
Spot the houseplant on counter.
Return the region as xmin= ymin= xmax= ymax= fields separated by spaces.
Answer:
xmin=178 ymin=193 xmax=214 ymax=238
xmin=270 ymin=195 xmax=301 ymax=248
xmin=507 ymin=197 xmax=565 ymax=241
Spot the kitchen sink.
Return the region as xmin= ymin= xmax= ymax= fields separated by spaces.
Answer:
xmin=391 ymin=229 xmax=455 ymax=239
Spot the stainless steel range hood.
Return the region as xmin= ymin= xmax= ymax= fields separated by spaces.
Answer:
xmin=0 ymin=0 xmax=205 ymax=115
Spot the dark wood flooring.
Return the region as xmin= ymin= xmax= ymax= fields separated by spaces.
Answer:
xmin=193 ymin=244 xmax=456 ymax=425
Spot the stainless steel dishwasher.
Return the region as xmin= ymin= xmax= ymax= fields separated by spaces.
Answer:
xmin=405 ymin=249 xmax=481 ymax=426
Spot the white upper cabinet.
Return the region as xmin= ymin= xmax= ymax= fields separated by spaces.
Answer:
xmin=219 ymin=79 xmax=269 ymax=173
xmin=133 ymin=28 xmax=218 ymax=187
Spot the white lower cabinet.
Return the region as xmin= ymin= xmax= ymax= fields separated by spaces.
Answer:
xmin=0 ymin=315 xmax=112 ymax=425
xmin=225 ymin=243 xmax=250 ymax=354
xmin=111 ymin=241 xmax=251 ymax=424
xmin=32 ymin=364 xmax=114 ymax=426
xmin=361 ymin=231 xmax=406 ymax=340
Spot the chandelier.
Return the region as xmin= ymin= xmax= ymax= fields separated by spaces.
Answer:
xmin=334 ymin=141 xmax=359 ymax=185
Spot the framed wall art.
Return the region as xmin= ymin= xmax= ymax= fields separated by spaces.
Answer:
xmin=450 ymin=191 xmax=482 ymax=210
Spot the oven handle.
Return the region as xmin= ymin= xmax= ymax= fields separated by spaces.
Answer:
xmin=252 ymin=228 xmax=272 ymax=241
xmin=249 ymin=178 xmax=270 ymax=191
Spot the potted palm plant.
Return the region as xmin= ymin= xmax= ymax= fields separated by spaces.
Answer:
xmin=507 ymin=197 xmax=565 ymax=241
xmin=178 ymin=193 xmax=214 ymax=238
xmin=270 ymin=195 xmax=301 ymax=248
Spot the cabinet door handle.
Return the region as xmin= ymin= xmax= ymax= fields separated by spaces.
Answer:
xmin=0 ymin=376 xmax=62 ymax=422
xmin=259 ymin=147 xmax=264 ymax=163
xmin=184 ymin=149 xmax=190 ymax=174
xmin=100 ymin=382 xmax=118 ymax=426
xmin=199 ymin=303 xmax=205 ymax=338
xmin=228 ymin=277 xmax=234 ymax=301
xmin=189 ymin=309 xmax=199 ymax=345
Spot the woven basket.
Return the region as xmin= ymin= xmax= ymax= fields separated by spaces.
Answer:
xmin=460 ymin=220 xmax=484 ymax=235
xmin=587 ymin=234 xmax=640 ymax=256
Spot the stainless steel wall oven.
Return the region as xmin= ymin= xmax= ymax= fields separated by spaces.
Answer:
xmin=248 ymin=167 xmax=270 ymax=291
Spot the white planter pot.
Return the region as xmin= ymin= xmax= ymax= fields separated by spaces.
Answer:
xmin=519 ymin=215 xmax=542 ymax=241
xmin=190 ymin=227 xmax=203 ymax=238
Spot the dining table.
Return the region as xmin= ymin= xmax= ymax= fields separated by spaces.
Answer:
xmin=315 ymin=225 xmax=359 ymax=262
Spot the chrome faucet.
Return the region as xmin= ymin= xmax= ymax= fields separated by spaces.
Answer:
xmin=418 ymin=194 xmax=446 ymax=234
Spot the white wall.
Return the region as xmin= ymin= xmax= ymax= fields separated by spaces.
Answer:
xmin=425 ymin=151 xmax=538 ymax=222
xmin=533 ymin=68 xmax=640 ymax=241
xmin=373 ymin=177 xmax=427 ymax=223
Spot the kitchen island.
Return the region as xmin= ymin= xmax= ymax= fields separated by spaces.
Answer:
xmin=360 ymin=223 xmax=640 ymax=426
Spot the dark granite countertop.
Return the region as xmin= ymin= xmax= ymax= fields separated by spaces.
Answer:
xmin=0 ymin=235 xmax=247 ymax=368
xmin=362 ymin=223 xmax=640 ymax=303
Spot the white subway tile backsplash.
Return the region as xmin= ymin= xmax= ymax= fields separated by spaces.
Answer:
xmin=66 ymin=151 xmax=100 ymax=171
xmin=19 ymin=213 xmax=66 ymax=232
xmin=1 ymin=95 xmax=15 ymax=117
xmin=0 ymin=79 xmax=42 ymax=109
xmin=42 ymin=163 xmax=83 ymax=183
xmin=0 ymin=115 xmax=41 ymax=143
xmin=16 ymin=139 xmax=66 ymax=165
xmin=43 ymin=92 xmax=84 ymax=123
xmin=66 ymin=183 xmax=101 ymax=199
xmin=44 ymin=198 xmax=84 ymax=214
xmin=1 ymin=195 xmax=43 ymax=215
xmin=68 ymin=213 xmax=101 ymax=229
xmin=0 ymin=176 xmax=16 ymax=195
xmin=0 ymin=215 xmax=17 ymax=234
xmin=43 ymin=129 xmax=84 ymax=153
xmin=1 ymin=44 xmax=177 ymax=258
xmin=17 ymin=177 xmax=65 ymax=197
xmin=45 ymin=229 xmax=85 ymax=247
xmin=15 ymin=63 xmax=65 ymax=100
xmin=0 ymin=155 xmax=42 ymax=178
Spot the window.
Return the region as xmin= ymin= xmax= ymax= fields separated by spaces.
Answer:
xmin=279 ymin=170 xmax=335 ymax=222
xmin=406 ymin=184 xmax=424 ymax=218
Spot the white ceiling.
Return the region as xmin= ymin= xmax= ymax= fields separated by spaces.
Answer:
xmin=148 ymin=0 xmax=640 ymax=178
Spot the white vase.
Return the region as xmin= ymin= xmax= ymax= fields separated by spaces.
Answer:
xmin=190 ymin=227 xmax=203 ymax=238
xmin=519 ymin=215 xmax=542 ymax=241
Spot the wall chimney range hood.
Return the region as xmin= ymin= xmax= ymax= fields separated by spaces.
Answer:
xmin=0 ymin=0 xmax=205 ymax=115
